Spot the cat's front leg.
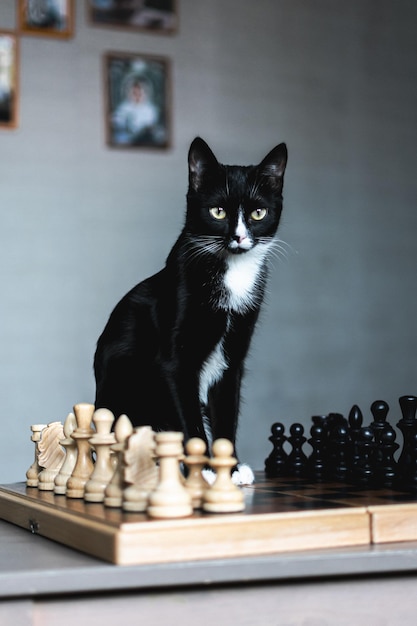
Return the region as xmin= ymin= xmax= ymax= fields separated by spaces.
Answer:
xmin=166 ymin=369 xmax=212 ymax=448
xmin=205 ymin=372 xmax=255 ymax=486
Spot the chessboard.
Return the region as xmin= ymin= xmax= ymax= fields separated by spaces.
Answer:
xmin=2 ymin=396 xmax=417 ymax=566
xmin=2 ymin=473 xmax=417 ymax=566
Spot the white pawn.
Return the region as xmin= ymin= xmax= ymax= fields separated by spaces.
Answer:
xmin=84 ymin=408 xmax=116 ymax=503
xmin=54 ymin=412 xmax=77 ymax=495
xmin=104 ymin=414 xmax=133 ymax=508
xmin=184 ymin=437 xmax=209 ymax=509
xmin=202 ymin=439 xmax=245 ymax=513
xmin=147 ymin=432 xmax=193 ymax=519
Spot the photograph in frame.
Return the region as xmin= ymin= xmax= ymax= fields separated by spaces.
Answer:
xmin=18 ymin=0 xmax=74 ymax=39
xmin=0 ymin=31 xmax=19 ymax=129
xmin=88 ymin=1 xmax=177 ymax=35
xmin=104 ymin=52 xmax=171 ymax=149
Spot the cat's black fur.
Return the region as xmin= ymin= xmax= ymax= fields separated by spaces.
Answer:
xmin=94 ymin=137 xmax=287 ymax=477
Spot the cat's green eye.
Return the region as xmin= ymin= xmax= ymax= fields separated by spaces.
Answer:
xmin=209 ymin=207 xmax=227 ymax=220
xmin=251 ymin=208 xmax=268 ymax=221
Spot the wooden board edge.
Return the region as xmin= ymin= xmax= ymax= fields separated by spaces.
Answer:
xmin=115 ymin=508 xmax=371 ymax=566
xmin=0 ymin=485 xmax=371 ymax=566
xmin=369 ymin=502 xmax=417 ymax=544
xmin=0 ymin=488 xmax=118 ymax=563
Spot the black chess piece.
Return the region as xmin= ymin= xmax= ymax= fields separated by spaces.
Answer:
xmin=376 ymin=425 xmax=399 ymax=487
xmin=352 ymin=426 xmax=375 ymax=484
xmin=328 ymin=424 xmax=351 ymax=482
xmin=307 ymin=423 xmax=327 ymax=480
xmin=369 ymin=400 xmax=390 ymax=473
xmin=348 ymin=405 xmax=363 ymax=435
xmin=370 ymin=400 xmax=390 ymax=437
xmin=321 ymin=413 xmax=347 ymax=472
xmin=311 ymin=415 xmax=327 ymax=427
xmin=323 ymin=412 xmax=347 ymax=446
xmin=348 ymin=405 xmax=363 ymax=471
xmin=406 ymin=431 xmax=417 ymax=490
xmin=324 ymin=413 xmax=348 ymax=435
xmin=286 ymin=423 xmax=308 ymax=477
xmin=396 ymin=396 xmax=417 ymax=487
xmin=264 ymin=422 xmax=288 ymax=478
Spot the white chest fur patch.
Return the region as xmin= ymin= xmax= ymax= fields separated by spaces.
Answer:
xmin=199 ymin=339 xmax=228 ymax=407
xmin=222 ymin=244 xmax=270 ymax=313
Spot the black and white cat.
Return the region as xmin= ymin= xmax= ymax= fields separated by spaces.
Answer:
xmin=94 ymin=137 xmax=288 ymax=484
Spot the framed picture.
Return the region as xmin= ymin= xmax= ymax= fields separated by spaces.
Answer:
xmin=18 ymin=0 xmax=74 ymax=39
xmin=88 ymin=1 xmax=177 ymax=35
xmin=104 ymin=52 xmax=171 ymax=149
xmin=0 ymin=32 xmax=19 ymax=129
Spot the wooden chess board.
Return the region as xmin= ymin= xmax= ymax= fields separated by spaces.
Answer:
xmin=2 ymin=473 xmax=417 ymax=566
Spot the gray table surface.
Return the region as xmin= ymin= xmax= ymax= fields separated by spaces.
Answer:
xmin=2 ymin=518 xmax=417 ymax=600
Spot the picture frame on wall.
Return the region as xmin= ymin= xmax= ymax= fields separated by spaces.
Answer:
xmin=104 ymin=52 xmax=171 ymax=149
xmin=88 ymin=1 xmax=177 ymax=35
xmin=0 ymin=31 xmax=19 ymax=130
xmin=18 ymin=0 xmax=74 ymax=39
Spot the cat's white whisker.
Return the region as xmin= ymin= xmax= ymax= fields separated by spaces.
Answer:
xmin=181 ymin=237 xmax=224 ymax=265
xmin=269 ymin=246 xmax=288 ymax=263
xmin=263 ymin=238 xmax=295 ymax=266
xmin=276 ymin=238 xmax=296 ymax=255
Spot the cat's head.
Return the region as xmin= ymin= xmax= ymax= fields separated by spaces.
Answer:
xmin=186 ymin=137 xmax=287 ymax=257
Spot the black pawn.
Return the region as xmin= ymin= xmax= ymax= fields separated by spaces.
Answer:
xmin=264 ymin=422 xmax=288 ymax=478
xmin=307 ymin=424 xmax=326 ymax=480
xmin=396 ymin=396 xmax=417 ymax=486
xmin=370 ymin=400 xmax=390 ymax=436
xmin=352 ymin=426 xmax=375 ymax=484
xmin=286 ymin=423 xmax=307 ymax=477
xmin=376 ymin=426 xmax=399 ymax=487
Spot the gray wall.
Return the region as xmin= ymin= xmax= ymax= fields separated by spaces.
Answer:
xmin=1 ymin=0 xmax=417 ymax=482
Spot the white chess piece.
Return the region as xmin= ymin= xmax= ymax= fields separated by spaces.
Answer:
xmin=54 ymin=412 xmax=77 ymax=495
xmin=26 ymin=424 xmax=47 ymax=487
xmin=147 ymin=432 xmax=193 ymax=519
xmin=66 ymin=403 xmax=95 ymax=499
xmin=123 ymin=426 xmax=159 ymax=512
xmin=104 ymin=414 xmax=133 ymax=508
xmin=37 ymin=422 xmax=65 ymax=491
xmin=184 ymin=437 xmax=209 ymax=509
xmin=84 ymin=408 xmax=116 ymax=503
xmin=202 ymin=438 xmax=245 ymax=513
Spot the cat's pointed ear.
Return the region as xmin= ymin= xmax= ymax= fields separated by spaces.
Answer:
xmin=258 ymin=143 xmax=288 ymax=188
xmin=188 ymin=137 xmax=219 ymax=191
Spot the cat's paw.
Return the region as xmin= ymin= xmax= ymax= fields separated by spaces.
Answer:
xmin=201 ymin=468 xmax=216 ymax=485
xmin=201 ymin=463 xmax=255 ymax=486
xmin=231 ymin=463 xmax=255 ymax=485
